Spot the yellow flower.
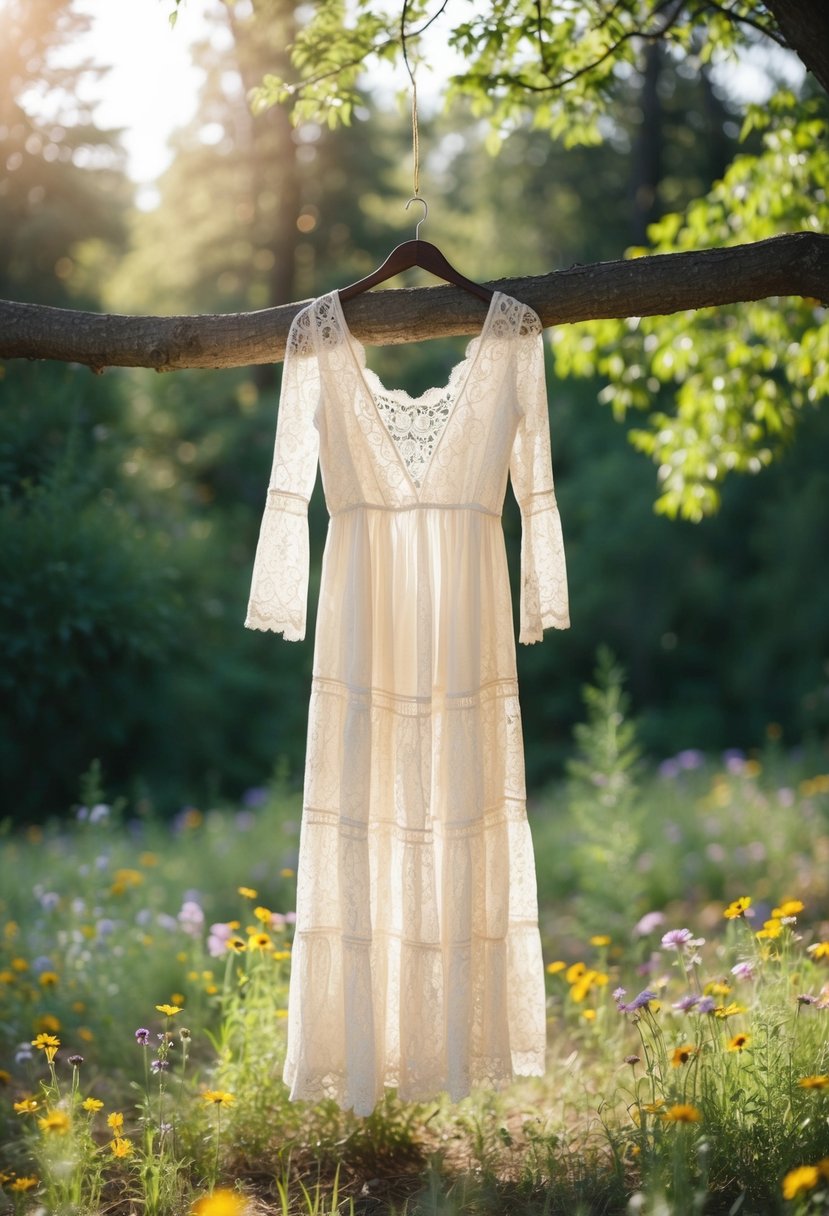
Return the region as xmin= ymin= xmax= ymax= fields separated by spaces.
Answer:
xmin=31 ymin=1032 xmax=60 ymax=1062
xmin=723 ymin=896 xmax=752 ymax=920
xmin=565 ymin=962 xmax=587 ymax=985
xmin=798 ymin=1075 xmax=829 ymax=1089
xmin=280 ymin=867 xmax=295 ymax=878
xmin=155 ymin=1004 xmax=182 ymax=1016
xmin=546 ymin=961 xmax=566 ymax=974
xmin=13 ymin=1098 xmax=39 ymax=1114
xmin=82 ymin=1097 xmax=104 ymax=1112
xmin=756 ymin=918 xmax=783 ymax=940
xmin=170 ymin=993 xmax=186 ymax=1007
xmin=139 ymin=851 xmax=159 ymax=866
xmin=4 ymin=920 xmax=19 ymax=939
xmin=704 ymin=981 xmax=732 ymax=997
xmin=728 ymin=1033 xmax=751 ymax=1052
xmin=111 ymin=868 xmax=144 ymax=895
xmin=38 ymin=971 xmax=59 ymax=988
xmin=671 ymin=1044 xmax=698 ymax=1067
xmin=248 ymin=933 xmax=272 ymax=951
xmin=782 ymin=1165 xmax=820 ymax=1200
xmin=109 ymin=1137 xmax=133 ymax=1158
xmin=772 ymin=899 xmax=804 ymax=918
xmin=0 ymin=970 xmax=14 ymax=984
xmin=190 ymin=1188 xmax=249 ymax=1216
xmin=273 ymin=950 xmax=291 ymax=962
xmin=662 ymin=1104 xmax=701 ymax=1123
xmin=275 ymin=1009 xmax=288 ymax=1019
xmin=590 ymin=935 xmax=611 ymax=947
xmin=237 ymin=886 xmax=257 ymax=899
xmin=808 ymin=941 xmax=829 ymax=960
xmin=107 ymin=1111 xmax=124 ymax=1133
xmin=38 ymin=1110 xmax=71 ymax=1134
xmin=9 ymin=1176 xmax=38 ymax=1193
xmin=0 ymin=1068 xmax=10 ymax=1085
xmin=77 ymin=1027 xmax=94 ymax=1042
xmin=36 ymin=1013 xmax=61 ymax=1033
xmin=11 ymin=957 xmax=29 ymax=972
xmin=641 ymin=1100 xmax=665 ymax=1113
xmin=72 ymin=1001 xmax=86 ymax=1014
xmin=203 ymin=1089 xmax=235 ymax=1106
xmin=253 ymin=906 xmax=272 ymax=924
xmin=715 ymin=1003 xmax=747 ymax=1020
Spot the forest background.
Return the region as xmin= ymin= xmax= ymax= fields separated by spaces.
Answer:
xmin=2 ymin=0 xmax=828 ymax=822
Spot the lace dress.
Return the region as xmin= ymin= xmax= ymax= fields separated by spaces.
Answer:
xmin=246 ymin=290 xmax=569 ymax=1116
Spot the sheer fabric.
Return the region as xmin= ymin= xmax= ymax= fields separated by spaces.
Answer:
xmin=246 ymin=290 xmax=569 ymax=1116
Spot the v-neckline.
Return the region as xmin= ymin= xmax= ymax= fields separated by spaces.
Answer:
xmin=329 ymin=289 xmax=503 ymax=499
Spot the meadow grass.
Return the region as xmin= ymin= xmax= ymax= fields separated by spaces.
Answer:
xmin=1 ymin=679 xmax=829 ymax=1215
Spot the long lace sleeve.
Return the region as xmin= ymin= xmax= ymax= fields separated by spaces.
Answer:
xmin=245 ymin=308 xmax=320 ymax=641
xmin=509 ymin=308 xmax=570 ymax=644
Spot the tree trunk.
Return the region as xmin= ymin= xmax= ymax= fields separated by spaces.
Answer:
xmin=0 ymin=232 xmax=826 ymax=372
xmin=766 ymin=0 xmax=829 ymax=96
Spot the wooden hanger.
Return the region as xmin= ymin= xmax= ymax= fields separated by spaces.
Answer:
xmin=338 ymin=197 xmax=494 ymax=305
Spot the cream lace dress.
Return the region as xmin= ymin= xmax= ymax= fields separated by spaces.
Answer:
xmin=246 ymin=290 xmax=569 ymax=1116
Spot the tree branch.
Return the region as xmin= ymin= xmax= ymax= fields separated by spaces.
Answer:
xmin=1 ymin=233 xmax=826 ymax=373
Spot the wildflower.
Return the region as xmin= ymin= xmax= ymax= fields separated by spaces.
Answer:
xmin=179 ymin=1026 xmax=191 ymax=1041
xmin=641 ymin=1099 xmax=665 ymax=1113
xmin=617 ymin=989 xmax=659 ymax=1013
xmin=624 ymin=1055 xmax=641 ymax=1066
xmin=565 ymin=962 xmax=587 ymax=984
xmin=696 ymin=996 xmax=717 ymax=1014
xmin=151 ymin=1058 xmax=170 ymax=1073
xmin=207 ymin=922 xmax=233 ymax=957
xmin=731 ymin=962 xmax=755 ymax=981
xmin=11 ymin=957 xmax=29 ymax=972
xmin=109 ymin=1137 xmax=133 ymax=1158
xmin=808 ymin=941 xmax=829 ymax=960
xmin=237 ymin=886 xmax=257 ymax=899
xmin=78 ymin=1027 xmax=94 ymax=1042
xmin=171 ymin=993 xmax=186 ymax=1006
xmin=36 ymin=1013 xmax=61 ymax=1034
xmin=248 ymin=932 xmax=272 ymax=951
xmin=723 ymin=897 xmax=752 ymax=920
xmin=139 ymin=851 xmax=159 ymax=866
xmin=673 ymin=994 xmax=699 ymax=1013
xmin=662 ymin=1104 xmax=701 ymax=1123
xmin=582 ymin=1009 xmax=597 ymax=1021
xmin=716 ymin=1003 xmax=747 ymax=1020
xmin=0 ymin=1069 xmax=9 ymax=1085
xmin=203 ymin=1089 xmax=235 ymax=1106
xmin=254 ymin=906 xmax=272 ymax=924
xmin=773 ymin=899 xmax=804 ymax=918
xmin=672 ymin=1044 xmax=698 ymax=1067
xmin=13 ymin=1098 xmax=39 ymax=1114
xmin=38 ymin=972 xmax=59 ymax=988
xmin=661 ymin=928 xmax=694 ymax=950
xmin=705 ymin=980 xmax=732 ymax=997
xmin=31 ymin=1033 xmax=60 ymax=1062
xmin=782 ymin=1165 xmax=820 ymax=1200
xmin=612 ymin=987 xmax=626 ymax=1001
xmin=798 ymin=1075 xmax=829 ymax=1089
xmin=178 ymin=901 xmax=205 ymax=937
xmin=634 ymin=911 xmax=665 ymax=937
xmin=797 ymin=994 xmax=818 ymax=1006
xmin=107 ymin=1112 xmax=124 ymax=1133
xmin=9 ymin=1177 xmax=38 ymax=1193
xmin=155 ymin=1004 xmax=182 ymax=1016
xmin=82 ymin=1097 xmax=104 ymax=1112
xmin=546 ymin=961 xmax=566 ymax=974
xmin=728 ymin=1033 xmax=751 ymax=1051
xmin=190 ymin=1188 xmax=248 ymax=1216
xmin=590 ymin=935 xmax=611 ymax=947
xmin=135 ymin=1028 xmax=151 ymax=1045
xmin=38 ymin=1110 xmax=71 ymax=1134
xmin=756 ymin=918 xmax=782 ymax=940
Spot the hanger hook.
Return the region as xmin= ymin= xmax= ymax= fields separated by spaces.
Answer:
xmin=405 ymin=195 xmax=428 ymax=240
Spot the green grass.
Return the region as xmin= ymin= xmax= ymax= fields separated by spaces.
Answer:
xmin=2 ymin=704 xmax=829 ymax=1214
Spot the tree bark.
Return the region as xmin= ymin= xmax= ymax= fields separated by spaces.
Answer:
xmin=766 ymin=0 xmax=829 ymax=97
xmin=0 ymin=232 xmax=826 ymax=372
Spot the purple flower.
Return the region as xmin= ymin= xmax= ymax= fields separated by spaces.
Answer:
xmin=207 ymin=921 xmax=233 ymax=955
xmin=242 ymin=786 xmax=267 ymax=808
xmin=677 ymin=749 xmax=704 ymax=770
xmin=731 ymin=961 xmax=755 ymax=981
xmin=661 ymin=928 xmax=694 ymax=950
xmin=151 ymin=1058 xmax=169 ymax=1073
xmin=135 ymin=1028 xmax=151 ymax=1046
xmin=697 ymin=996 xmax=716 ymax=1014
xmin=178 ymin=900 xmax=205 ymax=937
xmin=673 ymin=994 xmax=699 ymax=1013
xmin=797 ymin=994 xmax=818 ymax=1006
xmin=722 ymin=749 xmax=746 ymax=774
xmin=612 ymin=987 xmax=627 ymax=1002
xmin=659 ymin=758 xmax=681 ymax=779
xmin=618 ymin=988 xmax=659 ymax=1013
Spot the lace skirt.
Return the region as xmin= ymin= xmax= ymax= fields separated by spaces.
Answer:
xmin=282 ymin=506 xmax=547 ymax=1115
